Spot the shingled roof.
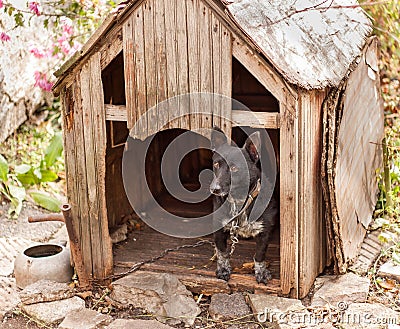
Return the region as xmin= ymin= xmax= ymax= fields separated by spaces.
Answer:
xmin=54 ymin=0 xmax=372 ymax=90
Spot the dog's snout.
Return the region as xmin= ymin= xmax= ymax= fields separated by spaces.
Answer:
xmin=210 ymin=180 xmax=222 ymax=195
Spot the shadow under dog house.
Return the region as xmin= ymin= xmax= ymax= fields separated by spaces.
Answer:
xmin=53 ymin=0 xmax=384 ymax=298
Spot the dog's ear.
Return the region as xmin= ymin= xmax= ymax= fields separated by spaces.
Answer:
xmin=244 ymin=131 xmax=261 ymax=163
xmin=211 ymin=127 xmax=227 ymax=151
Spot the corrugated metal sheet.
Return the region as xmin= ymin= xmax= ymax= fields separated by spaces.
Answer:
xmin=227 ymin=0 xmax=372 ymax=89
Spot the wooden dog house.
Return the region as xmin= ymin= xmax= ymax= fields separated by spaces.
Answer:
xmin=53 ymin=0 xmax=384 ymax=298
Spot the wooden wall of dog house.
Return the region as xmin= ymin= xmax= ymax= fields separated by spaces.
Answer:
xmin=298 ymin=89 xmax=328 ymax=299
xmin=61 ymin=54 xmax=113 ymax=282
xmin=123 ymin=0 xmax=232 ymax=141
xmin=279 ymin=91 xmax=299 ymax=298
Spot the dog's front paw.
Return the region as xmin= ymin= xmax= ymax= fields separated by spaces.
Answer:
xmin=254 ymin=261 xmax=272 ymax=284
xmin=216 ymin=264 xmax=232 ymax=281
xmin=215 ymin=250 xmax=231 ymax=281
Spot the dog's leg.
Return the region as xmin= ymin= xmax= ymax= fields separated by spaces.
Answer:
xmin=254 ymin=231 xmax=272 ymax=284
xmin=214 ymin=229 xmax=231 ymax=281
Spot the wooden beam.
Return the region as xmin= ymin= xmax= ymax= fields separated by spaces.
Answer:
xmin=105 ymin=104 xmax=280 ymax=129
xmin=231 ymin=110 xmax=280 ymax=129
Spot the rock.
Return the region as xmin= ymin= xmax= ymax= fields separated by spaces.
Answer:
xmin=0 ymin=277 xmax=20 ymax=322
xmin=339 ymin=303 xmax=400 ymax=329
xmin=110 ymin=271 xmax=200 ymax=326
xmin=378 ymin=261 xmax=400 ymax=281
xmin=109 ymin=224 xmax=128 ymax=244
xmin=248 ymin=294 xmax=305 ymax=316
xmin=21 ymin=296 xmax=85 ymax=324
xmin=105 ymin=319 xmax=175 ymax=329
xmin=58 ymin=308 xmax=113 ymax=329
xmin=311 ymin=273 xmax=370 ymax=307
xmin=208 ymin=293 xmax=251 ymax=321
xmin=19 ymin=280 xmax=74 ymax=305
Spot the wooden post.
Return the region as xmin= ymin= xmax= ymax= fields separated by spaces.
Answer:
xmin=280 ymin=94 xmax=299 ymax=298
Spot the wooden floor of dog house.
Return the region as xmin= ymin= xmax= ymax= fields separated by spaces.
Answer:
xmin=113 ymin=193 xmax=281 ymax=295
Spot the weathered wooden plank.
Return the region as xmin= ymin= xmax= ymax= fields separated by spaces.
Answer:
xmin=298 ymin=89 xmax=326 ymax=298
xmin=132 ymin=6 xmax=148 ymax=134
xmin=187 ymin=0 xmax=200 ymax=130
xmin=164 ymin=0 xmax=179 ymax=128
xmin=220 ymin=18 xmax=232 ymax=137
xmin=80 ymin=53 xmax=113 ymax=281
xmin=100 ymin=27 xmax=123 ymax=70
xmin=154 ymin=0 xmax=168 ymax=129
xmin=176 ymin=0 xmax=189 ymax=129
xmin=211 ymin=11 xmax=222 ymax=130
xmin=105 ymin=104 xmax=128 ymax=121
xmin=231 ymin=110 xmax=280 ymax=129
xmin=280 ymin=94 xmax=299 ymax=298
xmin=105 ymin=104 xmax=280 ymax=129
xmin=60 ymin=85 xmax=80 ymax=270
xmin=69 ymin=74 xmax=93 ymax=280
xmin=199 ymin=3 xmax=212 ymax=128
xmin=90 ymin=53 xmax=114 ymax=280
xmin=122 ymin=15 xmax=136 ymax=128
xmin=143 ymin=0 xmax=158 ymax=133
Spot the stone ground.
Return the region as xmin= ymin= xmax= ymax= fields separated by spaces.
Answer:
xmin=1 ymin=201 xmax=400 ymax=329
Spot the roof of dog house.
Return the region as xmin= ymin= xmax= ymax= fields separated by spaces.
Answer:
xmin=54 ymin=0 xmax=371 ymax=91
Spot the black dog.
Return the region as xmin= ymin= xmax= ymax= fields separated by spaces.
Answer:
xmin=210 ymin=127 xmax=278 ymax=284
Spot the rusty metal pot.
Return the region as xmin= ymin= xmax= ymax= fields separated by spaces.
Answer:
xmin=14 ymin=243 xmax=73 ymax=289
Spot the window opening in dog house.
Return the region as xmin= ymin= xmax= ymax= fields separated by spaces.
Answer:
xmin=232 ymin=58 xmax=279 ymax=113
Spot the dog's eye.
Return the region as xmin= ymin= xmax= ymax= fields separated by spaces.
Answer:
xmin=213 ymin=162 xmax=220 ymax=169
xmin=230 ymin=165 xmax=238 ymax=172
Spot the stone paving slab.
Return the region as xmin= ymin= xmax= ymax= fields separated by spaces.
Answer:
xmin=58 ymin=308 xmax=113 ymax=329
xmin=311 ymin=273 xmax=370 ymax=307
xmin=21 ymin=296 xmax=85 ymax=324
xmin=105 ymin=319 xmax=176 ymax=329
xmin=209 ymin=293 xmax=251 ymax=321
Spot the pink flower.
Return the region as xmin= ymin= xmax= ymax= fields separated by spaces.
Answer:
xmin=62 ymin=23 xmax=74 ymax=36
xmin=0 ymin=0 xmax=3 ymax=9
xmin=28 ymin=1 xmax=41 ymax=16
xmin=34 ymin=71 xmax=53 ymax=91
xmin=0 ymin=32 xmax=11 ymax=42
xmin=29 ymin=45 xmax=46 ymax=58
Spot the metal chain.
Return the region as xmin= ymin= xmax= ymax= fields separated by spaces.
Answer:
xmin=106 ymin=239 xmax=215 ymax=280
xmin=230 ymin=220 xmax=240 ymax=256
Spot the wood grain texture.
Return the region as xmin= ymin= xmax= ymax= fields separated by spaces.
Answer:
xmin=298 ymin=89 xmax=327 ymax=298
xmin=123 ymin=0 xmax=232 ymax=140
xmin=100 ymin=27 xmax=123 ymax=70
xmin=80 ymin=53 xmax=113 ymax=281
xmin=279 ymin=93 xmax=299 ymax=297
xmin=105 ymin=105 xmax=279 ymax=129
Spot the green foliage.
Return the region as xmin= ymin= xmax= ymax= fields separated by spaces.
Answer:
xmin=30 ymin=191 xmax=61 ymax=213
xmin=362 ymin=0 xmax=400 ymax=79
xmin=0 ymin=123 xmax=64 ymax=217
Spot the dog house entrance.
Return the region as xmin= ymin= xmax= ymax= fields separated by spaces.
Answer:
xmin=110 ymin=127 xmax=280 ymax=294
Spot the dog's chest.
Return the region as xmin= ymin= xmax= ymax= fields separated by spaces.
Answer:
xmin=223 ymin=205 xmax=264 ymax=238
